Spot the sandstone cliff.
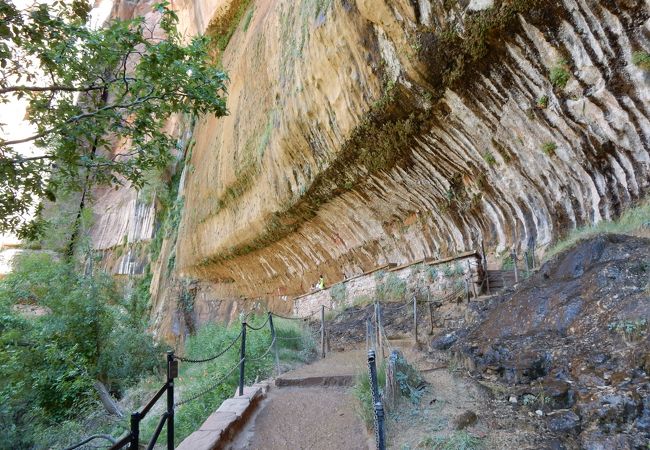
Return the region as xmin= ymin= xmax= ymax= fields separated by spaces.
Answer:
xmin=92 ymin=0 xmax=649 ymax=341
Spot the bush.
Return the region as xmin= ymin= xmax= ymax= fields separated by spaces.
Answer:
xmin=377 ymin=273 xmax=407 ymax=302
xmin=330 ymin=282 xmax=347 ymax=305
xmin=549 ymin=60 xmax=570 ymax=89
xmin=482 ymin=151 xmax=496 ymax=166
xmin=632 ymin=51 xmax=650 ymax=71
xmin=541 ymin=141 xmax=557 ymax=156
xmin=0 ymin=253 xmax=161 ymax=448
xmin=537 ymin=95 xmax=549 ymax=108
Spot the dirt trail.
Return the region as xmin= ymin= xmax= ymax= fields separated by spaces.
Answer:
xmin=386 ymin=339 xmax=544 ymax=450
xmin=228 ymin=350 xmax=372 ymax=450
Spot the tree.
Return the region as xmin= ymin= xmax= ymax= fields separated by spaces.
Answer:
xmin=0 ymin=252 xmax=162 ymax=448
xmin=0 ymin=0 xmax=228 ymax=239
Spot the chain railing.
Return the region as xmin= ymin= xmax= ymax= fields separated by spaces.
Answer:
xmin=106 ymin=352 xmax=177 ymax=450
xmin=367 ymin=349 xmax=386 ymax=450
xmin=66 ymin=311 xmax=290 ymax=450
xmin=362 ymin=281 xmax=471 ymax=450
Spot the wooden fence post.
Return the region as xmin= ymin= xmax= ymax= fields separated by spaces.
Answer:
xmin=413 ymin=295 xmax=418 ymax=346
xmin=481 ymin=238 xmax=490 ymax=295
xmin=320 ymin=305 xmax=325 ymax=359
xmin=511 ymin=250 xmax=519 ymax=284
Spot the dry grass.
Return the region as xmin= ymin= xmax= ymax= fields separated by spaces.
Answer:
xmin=544 ymin=199 xmax=650 ymax=261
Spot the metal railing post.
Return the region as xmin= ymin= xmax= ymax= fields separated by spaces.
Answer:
xmin=368 ymin=350 xmax=385 ymax=450
xmin=374 ymin=302 xmax=381 ymax=358
xmin=464 ymin=279 xmax=470 ymax=303
xmin=366 ymin=318 xmax=372 ymax=351
xmin=375 ymin=401 xmax=386 ymax=450
xmin=377 ymin=302 xmax=388 ymax=359
xmin=239 ymin=321 xmax=246 ymax=396
xmin=511 ymin=250 xmax=519 ymax=284
xmin=428 ymin=291 xmax=434 ymax=335
xmin=268 ymin=313 xmax=280 ymax=376
xmin=166 ymin=351 xmax=175 ymax=450
xmin=129 ymin=412 xmax=140 ymax=450
xmin=481 ymin=238 xmax=490 ymax=295
xmin=320 ymin=305 xmax=326 ymax=359
xmin=524 ymin=250 xmax=530 ymax=277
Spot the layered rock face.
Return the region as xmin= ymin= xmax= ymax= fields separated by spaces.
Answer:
xmin=170 ymin=0 xmax=649 ymax=307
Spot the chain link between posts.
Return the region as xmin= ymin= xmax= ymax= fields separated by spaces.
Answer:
xmin=173 ymin=329 xmax=243 ymax=363
xmin=174 ymin=357 xmax=244 ymax=408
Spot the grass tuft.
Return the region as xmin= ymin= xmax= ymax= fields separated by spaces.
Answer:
xmin=549 ymin=59 xmax=570 ymax=89
xmin=632 ymin=51 xmax=650 ymax=71
xmin=432 ymin=431 xmax=483 ymax=449
xmin=541 ymin=141 xmax=557 ymax=156
xmin=544 ymin=199 xmax=650 ymax=260
xmin=352 ymin=362 xmax=386 ymax=429
xmin=482 ymin=151 xmax=496 ymax=166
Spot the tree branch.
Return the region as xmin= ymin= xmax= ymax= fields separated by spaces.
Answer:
xmin=0 ymin=87 xmax=161 ymax=147
xmin=0 ymin=77 xmax=137 ymax=95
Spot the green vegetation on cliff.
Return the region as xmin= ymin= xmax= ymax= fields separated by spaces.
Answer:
xmin=545 ymin=199 xmax=650 ymax=260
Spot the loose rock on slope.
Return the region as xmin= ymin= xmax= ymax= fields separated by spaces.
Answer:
xmin=451 ymin=234 xmax=650 ymax=449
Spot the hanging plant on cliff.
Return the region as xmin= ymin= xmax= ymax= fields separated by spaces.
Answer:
xmin=0 ymin=0 xmax=228 ymax=239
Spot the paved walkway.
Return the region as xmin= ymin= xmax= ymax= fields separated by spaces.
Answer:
xmin=227 ymin=350 xmax=371 ymax=449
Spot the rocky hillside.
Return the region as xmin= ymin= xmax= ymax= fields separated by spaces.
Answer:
xmin=450 ymin=233 xmax=649 ymax=449
xmin=318 ymin=233 xmax=649 ymax=448
xmin=87 ymin=0 xmax=649 ymax=340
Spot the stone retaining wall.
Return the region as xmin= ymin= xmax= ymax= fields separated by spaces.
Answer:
xmin=294 ymin=252 xmax=483 ymax=316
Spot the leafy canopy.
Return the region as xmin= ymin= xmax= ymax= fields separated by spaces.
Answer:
xmin=0 ymin=0 xmax=227 ymax=238
xmin=0 ymin=253 xmax=161 ymax=448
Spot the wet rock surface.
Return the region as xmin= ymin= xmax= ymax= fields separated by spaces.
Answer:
xmin=449 ymin=234 xmax=650 ymax=449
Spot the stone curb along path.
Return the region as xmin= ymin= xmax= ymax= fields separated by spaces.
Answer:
xmin=176 ymin=381 xmax=272 ymax=450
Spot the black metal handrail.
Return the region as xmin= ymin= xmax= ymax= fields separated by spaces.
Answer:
xmin=108 ymin=352 xmax=177 ymax=450
xmin=146 ymin=412 xmax=170 ymax=450
xmin=63 ymin=434 xmax=117 ymax=450
xmin=82 ymin=312 xmax=283 ymax=450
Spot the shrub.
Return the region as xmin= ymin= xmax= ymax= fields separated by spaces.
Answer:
xmin=501 ymin=253 xmax=515 ymax=270
xmin=377 ymin=273 xmax=407 ymax=302
xmin=482 ymin=151 xmax=496 ymax=166
xmin=352 ymin=361 xmax=386 ymax=428
xmin=394 ymin=354 xmax=425 ymax=404
xmin=0 ymin=254 xmax=161 ymax=448
xmin=537 ymin=95 xmax=549 ymax=108
xmin=330 ymin=282 xmax=347 ymax=305
xmin=541 ymin=141 xmax=557 ymax=156
xmin=549 ymin=60 xmax=571 ymax=89
xmin=632 ymin=51 xmax=650 ymax=71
